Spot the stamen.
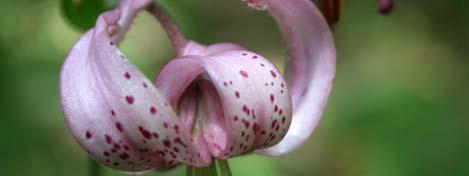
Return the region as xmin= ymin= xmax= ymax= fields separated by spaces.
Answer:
xmin=378 ymin=0 xmax=394 ymax=14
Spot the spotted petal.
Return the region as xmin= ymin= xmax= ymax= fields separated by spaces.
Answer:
xmin=155 ymin=43 xmax=292 ymax=159
xmin=256 ymin=0 xmax=336 ymax=155
xmin=60 ymin=9 xmax=213 ymax=171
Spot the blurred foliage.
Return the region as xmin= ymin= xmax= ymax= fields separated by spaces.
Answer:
xmin=61 ymin=0 xmax=108 ymax=31
xmin=0 ymin=0 xmax=469 ymax=176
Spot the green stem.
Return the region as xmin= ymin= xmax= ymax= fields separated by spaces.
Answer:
xmin=186 ymin=159 xmax=232 ymax=176
xmin=217 ymin=160 xmax=232 ymax=176
xmin=87 ymin=157 xmax=100 ymax=176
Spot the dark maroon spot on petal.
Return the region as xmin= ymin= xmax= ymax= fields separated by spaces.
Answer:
xmin=241 ymin=131 xmax=245 ymax=137
xmin=157 ymin=151 xmax=166 ymax=157
xmin=174 ymin=125 xmax=180 ymax=134
xmin=223 ymin=82 xmax=228 ymax=86
xmin=270 ymin=94 xmax=275 ymax=103
xmin=163 ymin=123 xmax=168 ymax=129
xmin=111 ymin=110 xmax=116 ymax=116
xmin=229 ymin=81 xmax=233 ymax=85
xmin=246 ymin=135 xmax=250 ymax=141
xmin=152 ymin=132 xmax=159 ymax=138
xmin=116 ymin=122 xmax=123 ymax=132
xmin=252 ymin=55 xmax=258 ymax=59
xmin=124 ymin=72 xmax=131 ymax=79
xmin=253 ymin=123 xmax=259 ymax=133
xmin=125 ymin=96 xmax=134 ymax=104
xmin=123 ymin=145 xmax=130 ymax=151
xmin=242 ymin=105 xmax=250 ymax=115
xmin=244 ymin=121 xmax=250 ymax=128
xmin=111 ymin=149 xmax=117 ymax=153
xmin=110 ymin=42 xmax=114 ymax=45
xmin=242 ymin=53 xmax=247 ymax=56
xmin=113 ymin=143 xmax=121 ymax=150
xmin=235 ymin=91 xmax=240 ymax=98
xmin=119 ymin=152 xmax=130 ymax=160
xmin=260 ymin=130 xmax=266 ymax=135
xmin=281 ymin=90 xmax=284 ymax=94
xmin=279 ymin=109 xmax=283 ymax=115
xmin=173 ymin=147 xmax=180 ymax=153
xmin=85 ymin=131 xmax=92 ymax=139
xmin=230 ymin=147 xmax=234 ymax=151
xmin=163 ymin=139 xmax=171 ymax=148
xmin=270 ymin=70 xmax=277 ymax=78
xmin=150 ymin=106 xmax=157 ymax=115
xmin=103 ymin=151 xmax=110 ymax=157
xmin=281 ymin=83 xmax=284 ymax=88
xmin=239 ymin=70 xmax=249 ymax=78
xmin=274 ymin=105 xmax=278 ymax=112
xmin=105 ymin=134 xmax=112 ymax=144
xmin=260 ymin=63 xmax=265 ymax=67
xmin=233 ymin=116 xmax=238 ymax=121
xmin=170 ymin=152 xmax=177 ymax=159
xmin=282 ymin=116 xmax=286 ymax=124
xmin=265 ymin=83 xmax=268 ymax=86
xmin=270 ymin=135 xmax=276 ymax=141
xmin=271 ymin=119 xmax=278 ymax=129
xmin=138 ymin=126 xmax=151 ymax=139
xmin=143 ymin=82 xmax=148 ymax=88
xmin=113 ymin=162 xmax=119 ymax=166
xmin=271 ymin=81 xmax=274 ymax=86
xmin=275 ymin=125 xmax=280 ymax=131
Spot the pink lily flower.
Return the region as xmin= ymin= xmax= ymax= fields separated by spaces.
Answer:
xmin=60 ymin=0 xmax=335 ymax=172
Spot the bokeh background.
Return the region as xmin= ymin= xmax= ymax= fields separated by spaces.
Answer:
xmin=1 ymin=0 xmax=468 ymax=175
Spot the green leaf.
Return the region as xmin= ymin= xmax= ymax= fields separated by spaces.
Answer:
xmin=61 ymin=0 xmax=108 ymax=31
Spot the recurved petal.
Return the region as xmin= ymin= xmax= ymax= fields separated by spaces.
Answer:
xmin=155 ymin=48 xmax=292 ymax=159
xmin=257 ymin=0 xmax=336 ymax=155
xmin=60 ymin=10 xmax=212 ymax=172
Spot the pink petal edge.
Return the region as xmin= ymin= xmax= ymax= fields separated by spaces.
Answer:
xmin=256 ymin=0 xmax=336 ymax=156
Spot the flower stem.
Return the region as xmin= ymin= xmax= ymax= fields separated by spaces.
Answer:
xmin=217 ymin=159 xmax=232 ymax=176
xmin=87 ymin=157 xmax=100 ymax=176
xmin=147 ymin=2 xmax=188 ymax=56
xmin=187 ymin=159 xmax=233 ymax=176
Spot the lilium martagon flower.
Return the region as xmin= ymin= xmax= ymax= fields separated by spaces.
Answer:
xmin=60 ymin=0 xmax=335 ymax=175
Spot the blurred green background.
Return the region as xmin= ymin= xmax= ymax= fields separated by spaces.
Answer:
xmin=1 ymin=0 xmax=468 ymax=175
